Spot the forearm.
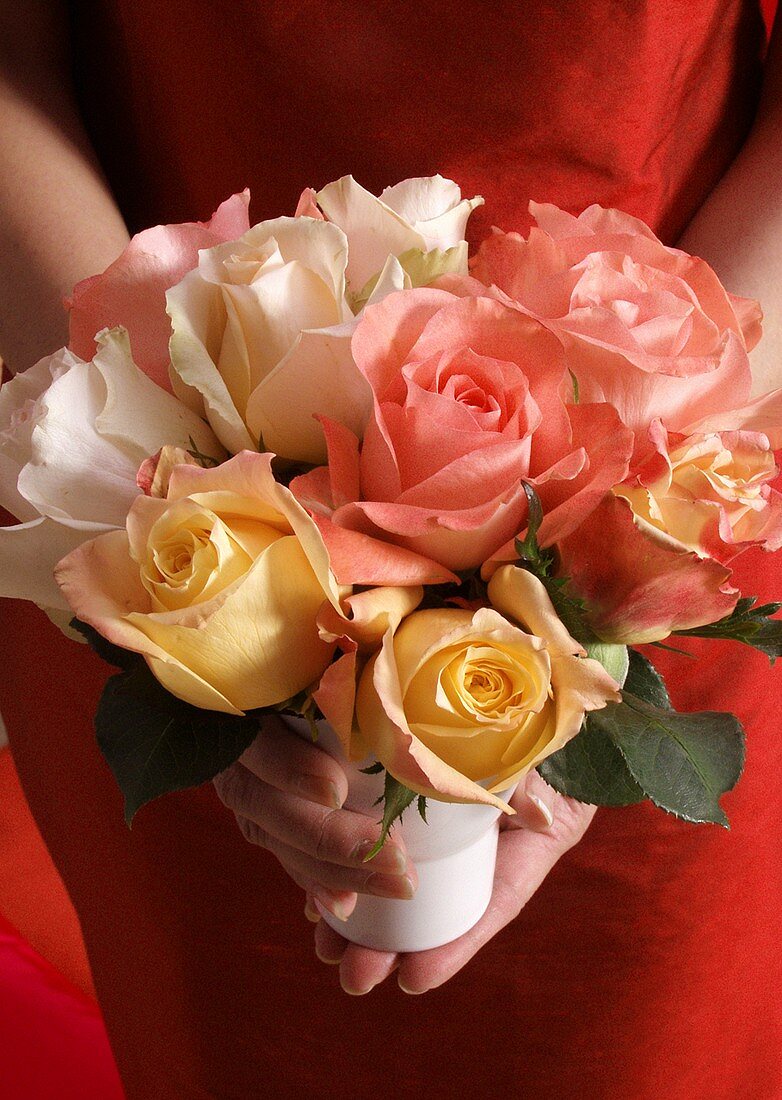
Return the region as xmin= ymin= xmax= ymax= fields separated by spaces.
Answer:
xmin=0 ymin=0 xmax=129 ymax=372
xmin=678 ymin=20 xmax=782 ymax=393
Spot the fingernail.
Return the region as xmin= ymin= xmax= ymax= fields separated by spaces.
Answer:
xmin=398 ymin=977 xmax=426 ymax=995
xmin=529 ymin=793 xmax=554 ymax=829
xmin=313 ymin=893 xmax=354 ymax=923
xmin=304 ymin=898 xmax=321 ymax=923
xmin=341 ymin=979 xmax=377 ymax=996
xmin=367 ymin=873 xmax=415 ymax=900
xmin=315 ymin=943 xmax=344 ymax=966
xmin=352 ymin=839 xmax=407 ymax=873
xmin=297 ymin=775 xmax=343 ymax=809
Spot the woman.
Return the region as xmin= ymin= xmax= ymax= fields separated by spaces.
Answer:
xmin=1 ymin=2 xmax=781 ymax=1096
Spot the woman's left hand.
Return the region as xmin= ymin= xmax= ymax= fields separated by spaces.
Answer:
xmin=308 ymin=770 xmax=595 ymax=995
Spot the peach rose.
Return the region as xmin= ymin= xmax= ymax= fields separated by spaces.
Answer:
xmin=472 ymin=203 xmax=762 ymax=437
xmin=68 ymin=193 xmax=251 ymax=392
xmin=355 ymin=567 xmax=620 ymax=807
xmin=292 ymin=286 xmax=633 ymax=580
xmin=615 ymin=421 xmax=782 ymax=563
xmin=55 ymin=452 xmax=344 ymax=714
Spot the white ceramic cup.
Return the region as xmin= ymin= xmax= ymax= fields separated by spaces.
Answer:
xmin=285 ymin=716 xmax=515 ymax=953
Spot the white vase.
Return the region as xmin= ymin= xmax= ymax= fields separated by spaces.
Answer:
xmin=285 ymin=716 xmax=515 ymax=953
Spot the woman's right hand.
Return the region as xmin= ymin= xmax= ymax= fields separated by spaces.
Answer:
xmin=212 ymin=716 xmax=418 ymax=923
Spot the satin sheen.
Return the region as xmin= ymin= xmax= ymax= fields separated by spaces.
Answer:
xmin=2 ymin=2 xmax=781 ymax=1097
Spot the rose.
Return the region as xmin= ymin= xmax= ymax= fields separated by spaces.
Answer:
xmin=472 ymin=202 xmax=762 ymax=436
xmin=0 ymin=328 xmax=221 ymax=623
xmin=354 ymin=566 xmax=620 ymax=807
xmin=55 ymin=451 xmax=345 ymax=713
xmin=615 ymin=421 xmax=782 ymax=562
xmin=68 ymin=193 xmax=251 ymax=392
xmin=166 ymin=215 xmax=377 ymax=464
xmin=299 ymin=174 xmax=484 ymax=295
xmin=292 ymin=285 xmax=633 ymax=581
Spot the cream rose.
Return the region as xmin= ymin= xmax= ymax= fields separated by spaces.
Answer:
xmin=0 ymin=328 xmax=221 ymax=622
xmin=308 ymin=174 xmax=483 ymax=293
xmin=55 ymin=451 xmax=344 ymax=714
xmin=167 ymin=216 xmax=373 ymax=464
xmin=355 ymin=567 xmax=619 ymax=808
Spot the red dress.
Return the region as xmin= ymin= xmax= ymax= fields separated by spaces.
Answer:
xmin=2 ymin=2 xmax=781 ymax=1096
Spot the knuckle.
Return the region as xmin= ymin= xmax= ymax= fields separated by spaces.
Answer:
xmin=213 ymin=765 xmax=265 ymax=819
xmin=549 ymin=799 xmax=594 ymax=849
xmin=313 ymin=807 xmax=345 ymax=862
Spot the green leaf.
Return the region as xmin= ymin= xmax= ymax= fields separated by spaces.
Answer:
xmin=97 ymin=663 xmax=260 ymax=825
xmin=623 ymin=649 xmax=671 ymax=708
xmin=417 ymin=795 xmax=428 ymax=822
xmin=538 ymin=719 xmax=645 ymax=806
xmin=674 ymin=596 xmax=782 ymax=661
xmin=363 ymin=771 xmax=419 ymax=861
xmin=71 ymin=618 xmax=140 ymax=671
xmin=590 ymin=692 xmax=746 ymax=827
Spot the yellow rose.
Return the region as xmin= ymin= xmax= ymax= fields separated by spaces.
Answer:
xmin=356 ymin=566 xmax=620 ymax=809
xmin=55 ymin=451 xmax=344 ymax=714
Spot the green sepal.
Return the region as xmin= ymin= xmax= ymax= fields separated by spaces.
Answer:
xmin=674 ymin=596 xmax=782 ymax=661
xmin=513 ymin=483 xmax=595 ymax=645
xmin=360 ymin=761 xmax=385 ymax=775
xmin=364 ymin=771 xmax=419 ymax=861
xmin=96 ymin=662 xmax=261 ymax=826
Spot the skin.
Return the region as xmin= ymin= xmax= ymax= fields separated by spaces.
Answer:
xmin=2 ymin=2 xmax=781 ymax=997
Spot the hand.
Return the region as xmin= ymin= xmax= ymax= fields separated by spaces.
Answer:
xmin=213 ymin=716 xmax=418 ymax=921
xmin=310 ymin=771 xmax=595 ymax=995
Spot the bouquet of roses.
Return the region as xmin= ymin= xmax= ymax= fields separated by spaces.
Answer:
xmin=2 ymin=175 xmax=780 ymax=950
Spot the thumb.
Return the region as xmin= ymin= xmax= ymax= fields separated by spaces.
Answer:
xmin=502 ymin=768 xmax=555 ymax=833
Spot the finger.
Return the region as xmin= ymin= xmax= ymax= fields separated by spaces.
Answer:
xmin=219 ymin=765 xmax=411 ymax=874
xmin=314 ymin=918 xmax=349 ymax=965
xmin=304 ymin=892 xmax=321 ymax=923
xmin=398 ymin=800 xmax=595 ymax=994
xmin=311 ymin=888 xmax=357 ymax=924
xmin=247 ymin=829 xmax=417 ymax=900
xmin=502 ymin=769 xmax=555 ymax=833
xmin=239 ymin=715 xmax=349 ymax=808
xmin=339 ymin=942 xmax=400 ymax=996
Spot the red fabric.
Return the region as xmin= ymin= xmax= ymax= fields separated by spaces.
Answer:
xmin=2 ymin=3 xmax=780 ymax=1097
xmin=0 ymin=747 xmax=95 ymax=998
xmin=0 ymin=914 xmax=124 ymax=1099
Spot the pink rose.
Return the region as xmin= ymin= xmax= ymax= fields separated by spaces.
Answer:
xmin=67 ymin=193 xmax=251 ymax=392
xmin=472 ymin=203 xmax=762 ymax=437
xmin=292 ymin=286 xmax=633 ymax=580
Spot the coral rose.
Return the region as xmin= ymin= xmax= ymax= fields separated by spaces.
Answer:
xmin=472 ymin=202 xmax=762 ymax=437
xmin=292 ymin=286 xmax=633 ymax=580
xmin=355 ymin=567 xmax=620 ymax=807
xmin=55 ymin=452 xmax=344 ymax=714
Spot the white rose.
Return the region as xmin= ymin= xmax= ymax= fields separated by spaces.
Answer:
xmin=0 ymin=327 xmax=221 ymax=622
xmin=314 ymin=174 xmax=484 ymax=292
